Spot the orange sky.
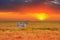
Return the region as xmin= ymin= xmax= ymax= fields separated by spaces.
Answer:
xmin=0 ymin=12 xmax=60 ymax=21
xmin=0 ymin=4 xmax=60 ymax=21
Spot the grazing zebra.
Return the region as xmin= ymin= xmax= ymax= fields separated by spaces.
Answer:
xmin=16 ymin=21 xmax=28 ymax=27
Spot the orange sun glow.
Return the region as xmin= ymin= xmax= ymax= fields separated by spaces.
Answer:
xmin=36 ymin=13 xmax=48 ymax=21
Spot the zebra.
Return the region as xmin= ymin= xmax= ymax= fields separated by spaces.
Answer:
xmin=16 ymin=21 xmax=28 ymax=27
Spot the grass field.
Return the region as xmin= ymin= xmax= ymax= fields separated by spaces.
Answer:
xmin=0 ymin=21 xmax=60 ymax=40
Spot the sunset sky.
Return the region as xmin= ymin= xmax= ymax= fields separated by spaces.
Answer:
xmin=0 ymin=0 xmax=60 ymax=21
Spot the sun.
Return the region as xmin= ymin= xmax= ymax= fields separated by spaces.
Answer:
xmin=36 ymin=13 xmax=48 ymax=21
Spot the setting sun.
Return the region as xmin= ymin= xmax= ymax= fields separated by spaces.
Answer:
xmin=36 ymin=13 xmax=48 ymax=21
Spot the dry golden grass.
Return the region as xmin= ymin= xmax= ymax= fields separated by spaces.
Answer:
xmin=0 ymin=21 xmax=60 ymax=40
